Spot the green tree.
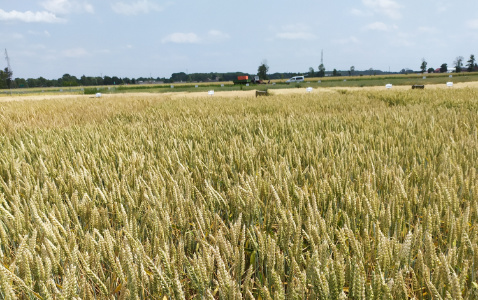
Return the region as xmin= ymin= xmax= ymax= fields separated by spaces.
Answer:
xmin=94 ymin=76 xmax=103 ymax=85
xmin=440 ymin=63 xmax=448 ymax=73
xmin=1 ymin=67 xmax=13 ymax=89
xmin=420 ymin=58 xmax=427 ymax=73
xmin=80 ymin=75 xmax=87 ymax=86
xmin=317 ymin=64 xmax=325 ymax=77
xmin=27 ymin=78 xmax=39 ymax=87
xmin=349 ymin=66 xmax=355 ymax=76
xmin=466 ymin=54 xmax=476 ymax=72
xmin=0 ymin=69 xmax=7 ymax=89
xmin=15 ymin=78 xmax=28 ymax=88
xmin=60 ymin=73 xmax=79 ymax=86
xmin=37 ymin=76 xmax=47 ymax=87
xmin=171 ymin=72 xmax=188 ymax=82
xmin=332 ymin=69 xmax=338 ymax=76
xmin=103 ymin=76 xmax=113 ymax=85
xmin=257 ymin=60 xmax=269 ymax=80
xmin=308 ymin=67 xmax=315 ymax=77
xmin=427 ymin=67 xmax=435 ymax=73
xmin=454 ymin=56 xmax=464 ymax=73
xmin=112 ymin=76 xmax=122 ymax=85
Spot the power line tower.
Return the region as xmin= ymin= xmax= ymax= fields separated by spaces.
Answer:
xmin=4 ymin=49 xmax=13 ymax=89
xmin=318 ymin=49 xmax=325 ymax=77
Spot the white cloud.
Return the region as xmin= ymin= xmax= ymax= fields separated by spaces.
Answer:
xmin=276 ymin=32 xmax=316 ymax=40
xmin=350 ymin=8 xmax=371 ymax=17
xmin=417 ymin=26 xmax=436 ymax=33
xmin=160 ymin=30 xmax=228 ymax=44
xmin=41 ymin=0 xmax=94 ymax=14
xmin=207 ymin=30 xmax=230 ymax=41
xmin=363 ymin=22 xmax=390 ymax=31
xmin=62 ymin=48 xmax=89 ymax=57
xmin=95 ymin=49 xmax=111 ymax=54
xmin=0 ymin=9 xmax=64 ymax=23
xmin=13 ymin=33 xmax=24 ymax=39
xmin=276 ymin=23 xmax=316 ymax=40
xmin=30 ymin=44 xmax=47 ymax=50
xmin=0 ymin=32 xmax=24 ymax=41
xmin=362 ymin=0 xmax=401 ymax=19
xmin=1 ymin=32 xmax=24 ymax=40
xmin=28 ymin=30 xmax=51 ymax=37
xmin=162 ymin=32 xmax=200 ymax=44
xmin=390 ymin=37 xmax=414 ymax=47
xmin=112 ymin=0 xmax=164 ymax=15
xmin=467 ymin=19 xmax=478 ymax=29
xmin=385 ymin=31 xmax=414 ymax=47
xmin=333 ymin=36 xmax=360 ymax=45
xmin=435 ymin=1 xmax=451 ymax=13
xmin=350 ymin=8 xmax=363 ymax=16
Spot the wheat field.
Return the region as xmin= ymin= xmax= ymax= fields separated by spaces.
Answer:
xmin=0 ymin=88 xmax=477 ymax=299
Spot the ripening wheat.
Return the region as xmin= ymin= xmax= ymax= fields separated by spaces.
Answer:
xmin=0 ymin=88 xmax=477 ymax=299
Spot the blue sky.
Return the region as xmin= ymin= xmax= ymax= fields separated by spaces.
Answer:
xmin=1 ymin=0 xmax=477 ymax=79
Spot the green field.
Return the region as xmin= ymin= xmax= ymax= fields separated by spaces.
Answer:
xmin=2 ymin=72 xmax=478 ymax=96
xmin=0 ymin=88 xmax=477 ymax=299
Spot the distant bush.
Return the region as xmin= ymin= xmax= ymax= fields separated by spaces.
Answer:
xmin=83 ymin=88 xmax=97 ymax=95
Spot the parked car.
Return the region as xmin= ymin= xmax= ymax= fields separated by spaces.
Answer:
xmin=285 ymin=76 xmax=305 ymax=84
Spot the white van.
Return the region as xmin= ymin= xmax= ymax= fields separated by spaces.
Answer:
xmin=285 ymin=76 xmax=305 ymax=84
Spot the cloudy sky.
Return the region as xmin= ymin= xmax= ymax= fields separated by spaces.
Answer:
xmin=1 ymin=0 xmax=477 ymax=79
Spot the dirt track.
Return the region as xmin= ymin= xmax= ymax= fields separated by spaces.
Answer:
xmin=1 ymin=81 xmax=477 ymax=103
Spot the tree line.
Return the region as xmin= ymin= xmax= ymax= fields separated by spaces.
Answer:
xmin=0 ymin=72 xmax=136 ymax=89
xmin=419 ymin=54 xmax=478 ymax=73
xmin=1 ymin=54 xmax=477 ymax=89
xmin=0 ymin=70 xmax=309 ymax=89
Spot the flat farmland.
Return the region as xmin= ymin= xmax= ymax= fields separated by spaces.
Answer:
xmin=0 ymin=87 xmax=477 ymax=299
xmin=2 ymin=72 xmax=478 ymax=98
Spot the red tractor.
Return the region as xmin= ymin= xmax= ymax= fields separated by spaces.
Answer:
xmin=233 ymin=75 xmax=264 ymax=85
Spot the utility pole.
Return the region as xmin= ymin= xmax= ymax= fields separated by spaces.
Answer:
xmin=4 ymin=49 xmax=13 ymax=91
